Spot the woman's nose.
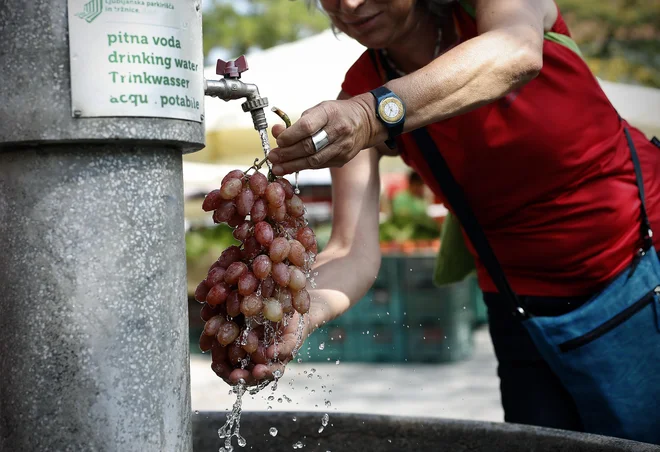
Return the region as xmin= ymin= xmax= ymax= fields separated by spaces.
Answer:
xmin=339 ymin=0 xmax=367 ymax=12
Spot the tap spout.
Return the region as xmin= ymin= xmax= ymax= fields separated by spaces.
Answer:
xmin=204 ymin=78 xmax=261 ymax=102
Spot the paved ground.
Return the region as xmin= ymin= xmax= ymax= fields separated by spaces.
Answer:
xmin=190 ymin=325 xmax=504 ymax=423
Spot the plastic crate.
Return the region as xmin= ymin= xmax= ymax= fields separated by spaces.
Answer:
xmin=345 ymin=323 xmax=405 ymax=363
xmin=341 ymin=256 xmax=403 ymax=325
xmin=405 ymin=320 xmax=474 ymax=363
xmin=302 ymin=323 xmax=347 ymax=363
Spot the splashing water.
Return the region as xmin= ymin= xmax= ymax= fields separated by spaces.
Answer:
xmin=218 ymin=382 xmax=247 ymax=452
xmin=318 ymin=413 xmax=330 ymax=433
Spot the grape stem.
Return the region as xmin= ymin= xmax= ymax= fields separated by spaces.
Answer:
xmin=270 ymin=107 xmax=299 ymax=185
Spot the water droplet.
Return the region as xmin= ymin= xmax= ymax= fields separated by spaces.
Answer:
xmin=318 ymin=426 xmax=325 ymax=433
xmin=297 ymin=358 xmax=303 ymax=363
xmin=278 ymin=398 xmax=283 ymax=403
xmin=293 ymin=441 xmax=304 ymax=449
xmin=319 ymin=342 xmax=325 ymax=350
xmin=237 ymin=437 xmax=247 ymax=447
xmin=325 ymin=400 xmax=331 ymax=407
xmin=268 ymin=395 xmax=275 ymax=401
xmin=335 ymin=360 xmax=340 ymax=365
xmin=322 ymin=413 xmax=329 ymax=426
xmin=274 ymin=370 xmax=282 ymax=379
xmin=269 ymin=427 xmax=278 ymax=437
xmin=292 ymin=416 xmax=297 ymax=422
xmin=194 ymin=410 xmax=199 ymax=415
xmin=388 ymin=439 xmax=392 ymax=443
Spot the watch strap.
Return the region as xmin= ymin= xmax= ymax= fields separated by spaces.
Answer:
xmin=370 ymin=86 xmax=405 ymax=149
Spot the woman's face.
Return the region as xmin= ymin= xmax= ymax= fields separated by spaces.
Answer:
xmin=319 ymin=0 xmax=420 ymax=48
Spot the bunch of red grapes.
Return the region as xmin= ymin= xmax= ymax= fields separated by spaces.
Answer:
xmin=194 ymin=169 xmax=317 ymax=382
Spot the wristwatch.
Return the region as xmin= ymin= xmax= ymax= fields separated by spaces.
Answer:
xmin=370 ymin=86 xmax=406 ymax=149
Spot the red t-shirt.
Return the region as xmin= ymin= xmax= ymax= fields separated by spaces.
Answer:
xmin=341 ymin=3 xmax=660 ymax=296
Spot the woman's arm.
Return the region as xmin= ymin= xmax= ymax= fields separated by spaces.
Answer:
xmin=365 ymin=0 xmax=548 ymax=137
xmin=268 ymin=0 xmax=552 ymax=175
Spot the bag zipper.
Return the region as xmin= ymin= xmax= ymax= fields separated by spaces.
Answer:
xmin=558 ymin=286 xmax=660 ymax=353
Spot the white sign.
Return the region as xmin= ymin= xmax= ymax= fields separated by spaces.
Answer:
xmin=68 ymin=0 xmax=204 ymax=122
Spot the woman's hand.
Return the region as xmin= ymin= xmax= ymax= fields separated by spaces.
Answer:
xmin=268 ymin=93 xmax=382 ymax=175
xmin=223 ymin=300 xmax=329 ymax=386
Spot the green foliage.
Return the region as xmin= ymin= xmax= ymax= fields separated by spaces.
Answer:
xmin=557 ymin=0 xmax=660 ymax=87
xmin=202 ymin=0 xmax=329 ymax=57
xmin=185 ymin=223 xmax=238 ymax=260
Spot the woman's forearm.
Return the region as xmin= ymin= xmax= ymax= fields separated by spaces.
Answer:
xmin=354 ymin=18 xmax=544 ymax=144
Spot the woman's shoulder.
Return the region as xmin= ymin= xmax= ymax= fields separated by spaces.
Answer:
xmin=341 ymin=49 xmax=384 ymax=97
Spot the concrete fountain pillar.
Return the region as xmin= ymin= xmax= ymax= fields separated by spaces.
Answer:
xmin=0 ymin=1 xmax=205 ymax=450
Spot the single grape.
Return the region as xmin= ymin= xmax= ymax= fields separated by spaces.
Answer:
xmin=221 ymin=169 xmax=244 ymax=185
xmin=211 ymin=342 xmax=228 ymax=363
xmin=250 ymin=198 xmax=268 ymax=223
xmin=288 ymin=266 xmax=307 ymax=291
xmin=252 ymin=254 xmax=272 ymax=279
xmin=238 ymin=271 xmax=259 ymax=296
xmin=217 ymin=245 xmax=242 ymax=268
xmin=211 ymin=362 xmax=231 ymax=379
xmin=236 ymin=187 xmax=255 ymax=217
xmin=261 ymin=277 xmax=275 ymax=298
xmin=206 ymin=282 xmax=231 ymax=306
xmin=216 ymin=321 xmax=240 ymax=346
xmin=248 ymin=172 xmax=268 ymax=196
xmin=267 ymin=203 xmax=287 ymax=222
xmin=241 ymin=236 xmax=262 ymax=260
xmin=213 ymin=200 xmax=236 ymax=224
xmin=276 ymin=178 xmax=294 ymax=199
xmin=224 ymin=261 xmax=248 ymax=286
xmin=220 ymin=178 xmax=243 ymax=200
xmin=240 ymin=293 xmax=264 ymax=317
xmin=200 ymin=303 xmax=222 ymax=321
xmin=226 ymin=291 xmax=242 ymax=318
xmin=202 ymin=189 xmax=223 ymax=212
xmin=292 ymin=288 xmax=311 ymax=314
xmin=233 ymin=221 xmax=253 ymax=241
xmin=228 ymin=343 xmax=247 ymax=365
xmin=297 ymin=227 xmax=316 ymax=251
xmin=199 ymin=333 xmax=214 ymax=353
xmin=227 ymin=213 xmax=245 ymax=228
xmin=263 ymin=299 xmax=284 ymax=322
xmin=203 ymin=315 xmax=225 ymax=336
xmin=265 ymin=182 xmax=285 ymax=207
xmin=272 ymin=262 xmax=291 ymax=287
xmin=287 ymin=240 xmax=306 ymax=267
xmin=206 ymin=267 xmax=226 ymax=287
xmin=269 ymin=237 xmax=291 ymax=263
xmin=254 ymin=221 xmax=274 ymax=246
xmin=251 ymin=344 xmax=268 ymax=365
xmin=194 ymin=280 xmax=210 ymax=303
xmin=285 ymin=194 xmax=305 ymax=218
xmin=242 ymin=330 xmax=259 ymax=354
xmin=278 ymin=288 xmax=294 ymax=314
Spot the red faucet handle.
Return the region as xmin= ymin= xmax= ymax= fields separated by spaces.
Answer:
xmin=216 ymin=55 xmax=249 ymax=78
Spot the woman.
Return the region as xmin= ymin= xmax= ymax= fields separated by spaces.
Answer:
xmin=242 ymin=0 xmax=660 ymax=440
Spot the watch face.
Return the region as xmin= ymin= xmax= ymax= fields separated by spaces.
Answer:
xmin=378 ymin=98 xmax=405 ymax=124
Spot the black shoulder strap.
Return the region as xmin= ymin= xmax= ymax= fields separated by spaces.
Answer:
xmin=368 ymin=48 xmax=527 ymax=317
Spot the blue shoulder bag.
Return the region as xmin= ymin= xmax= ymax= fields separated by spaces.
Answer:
xmin=411 ymin=123 xmax=660 ymax=444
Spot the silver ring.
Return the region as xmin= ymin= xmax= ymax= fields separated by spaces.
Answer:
xmin=311 ymin=129 xmax=330 ymax=153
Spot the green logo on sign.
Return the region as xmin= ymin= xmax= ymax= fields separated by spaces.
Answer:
xmin=76 ymin=0 xmax=103 ymax=23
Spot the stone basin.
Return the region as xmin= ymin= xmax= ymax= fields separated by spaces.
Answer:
xmin=192 ymin=412 xmax=659 ymax=451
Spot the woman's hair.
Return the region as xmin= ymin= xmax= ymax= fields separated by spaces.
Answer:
xmin=307 ymin=0 xmax=457 ymax=20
